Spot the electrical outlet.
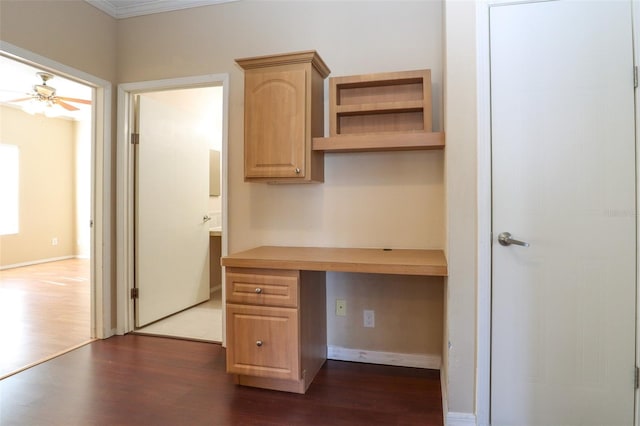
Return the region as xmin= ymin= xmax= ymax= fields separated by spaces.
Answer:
xmin=336 ymin=299 xmax=346 ymax=316
xmin=363 ymin=310 xmax=375 ymax=328
xmin=51 ymin=237 xmax=58 ymax=246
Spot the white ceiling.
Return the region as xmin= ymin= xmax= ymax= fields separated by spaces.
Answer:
xmin=85 ymin=0 xmax=238 ymax=19
xmin=0 ymin=56 xmax=93 ymax=121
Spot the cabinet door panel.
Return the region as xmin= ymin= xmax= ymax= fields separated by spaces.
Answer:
xmin=244 ymin=69 xmax=306 ymax=178
xmin=226 ymin=304 xmax=299 ymax=380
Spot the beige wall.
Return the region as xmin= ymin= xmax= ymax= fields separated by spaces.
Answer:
xmin=327 ymin=273 xmax=443 ymax=355
xmin=0 ymin=0 xmax=117 ymax=84
xmin=0 ymin=106 xmax=76 ymax=266
xmin=117 ymin=0 xmax=445 ymax=360
xmin=74 ymin=119 xmax=91 ymax=258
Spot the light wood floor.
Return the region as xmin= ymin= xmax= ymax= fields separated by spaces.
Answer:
xmin=0 ymin=258 xmax=92 ymax=379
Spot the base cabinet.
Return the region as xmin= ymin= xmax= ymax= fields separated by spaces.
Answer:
xmin=225 ymin=267 xmax=326 ymax=393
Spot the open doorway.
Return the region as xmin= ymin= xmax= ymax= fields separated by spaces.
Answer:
xmin=117 ymin=75 xmax=229 ymax=344
xmin=0 ymin=55 xmax=94 ymax=377
xmin=134 ymin=87 xmax=223 ymax=342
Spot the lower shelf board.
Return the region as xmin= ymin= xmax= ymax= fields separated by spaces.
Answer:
xmin=312 ymin=131 xmax=445 ymax=153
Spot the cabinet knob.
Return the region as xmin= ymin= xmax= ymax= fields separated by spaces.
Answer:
xmin=256 ymin=340 xmax=263 ymax=347
xmin=295 ymin=168 xmax=301 ymax=174
xmin=255 ymin=287 xmax=262 ymax=294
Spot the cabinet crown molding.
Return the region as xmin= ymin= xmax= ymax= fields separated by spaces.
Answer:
xmin=236 ymin=50 xmax=330 ymax=78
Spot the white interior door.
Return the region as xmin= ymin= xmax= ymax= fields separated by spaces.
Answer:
xmin=135 ymin=91 xmax=210 ymax=327
xmin=490 ymin=2 xmax=636 ymax=425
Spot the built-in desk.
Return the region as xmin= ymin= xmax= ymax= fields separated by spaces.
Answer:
xmin=221 ymin=246 xmax=447 ymax=393
xmin=221 ymin=246 xmax=447 ymax=276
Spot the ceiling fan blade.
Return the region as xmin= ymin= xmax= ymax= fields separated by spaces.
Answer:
xmin=6 ymin=97 xmax=32 ymax=103
xmin=56 ymin=100 xmax=79 ymax=111
xmin=58 ymin=96 xmax=91 ymax=105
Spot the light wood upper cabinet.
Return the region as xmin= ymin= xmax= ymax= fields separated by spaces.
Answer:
xmin=236 ymin=51 xmax=330 ymax=183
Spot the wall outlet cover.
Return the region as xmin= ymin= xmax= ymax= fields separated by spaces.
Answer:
xmin=364 ymin=309 xmax=375 ymax=328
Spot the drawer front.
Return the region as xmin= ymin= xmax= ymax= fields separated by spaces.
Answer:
xmin=226 ymin=304 xmax=299 ymax=380
xmin=226 ymin=268 xmax=299 ymax=308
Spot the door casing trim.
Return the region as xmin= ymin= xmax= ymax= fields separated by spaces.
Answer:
xmin=116 ymin=74 xmax=230 ymax=344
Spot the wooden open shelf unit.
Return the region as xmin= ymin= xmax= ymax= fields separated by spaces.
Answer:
xmin=313 ymin=69 xmax=444 ymax=153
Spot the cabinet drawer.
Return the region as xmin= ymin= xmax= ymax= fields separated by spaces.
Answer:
xmin=226 ymin=268 xmax=299 ymax=308
xmin=226 ymin=304 xmax=299 ymax=381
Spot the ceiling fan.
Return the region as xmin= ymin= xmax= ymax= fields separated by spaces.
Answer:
xmin=10 ymin=72 xmax=91 ymax=111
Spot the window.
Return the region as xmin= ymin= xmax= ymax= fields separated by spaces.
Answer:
xmin=0 ymin=144 xmax=19 ymax=235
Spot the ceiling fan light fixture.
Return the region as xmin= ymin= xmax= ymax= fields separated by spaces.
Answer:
xmin=33 ymin=83 xmax=56 ymax=98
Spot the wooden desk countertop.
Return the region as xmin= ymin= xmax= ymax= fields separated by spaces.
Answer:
xmin=221 ymin=246 xmax=447 ymax=276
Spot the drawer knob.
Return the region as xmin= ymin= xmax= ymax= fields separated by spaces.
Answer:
xmin=256 ymin=340 xmax=263 ymax=347
xmin=255 ymin=287 xmax=263 ymax=294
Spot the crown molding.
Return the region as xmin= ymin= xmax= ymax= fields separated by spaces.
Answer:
xmin=85 ymin=0 xmax=238 ymax=19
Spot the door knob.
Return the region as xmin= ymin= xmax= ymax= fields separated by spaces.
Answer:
xmin=203 ymin=215 xmax=212 ymax=223
xmin=498 ymin=232 xmax=529 ymax=247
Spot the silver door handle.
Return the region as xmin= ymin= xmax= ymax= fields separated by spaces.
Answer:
xmin=203 ymin=215 xmax=212 ymax=223
xmin=498 ymin=232 xmax=529 ymax=247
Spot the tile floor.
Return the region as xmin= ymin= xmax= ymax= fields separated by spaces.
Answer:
xmin=135 ymin=290 xmax=223 ymax=342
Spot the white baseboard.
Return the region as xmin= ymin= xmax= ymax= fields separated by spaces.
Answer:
xmin=446 ymin=412 xmax=476 ymax=426
xmin=327 ymin=346 xmax=441 ymax=369
xmin=210 ymin=285 xmax=222 ymax=294
xmin=0 ymin=255 xmax=76 ymax=270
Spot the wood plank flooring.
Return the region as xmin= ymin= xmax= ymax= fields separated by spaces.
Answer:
xmin=0 ymin=259 xmax=91 ymax=378
xmin=0 ymin=335 xmax=444 ymax=425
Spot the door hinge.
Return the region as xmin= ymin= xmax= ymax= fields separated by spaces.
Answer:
xmin=131 ymin=133 xmax=140 ymax=145
xmin=634 ymin=66 xmax=638 ymax=89
xmin=635 ymin=366 xmax=639 ymax=389
xmin=130 ymin=288 xmax=139 ymax=299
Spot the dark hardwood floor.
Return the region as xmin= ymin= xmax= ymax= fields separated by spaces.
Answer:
xmin=0 ymin=335 xmax=443 ymax=425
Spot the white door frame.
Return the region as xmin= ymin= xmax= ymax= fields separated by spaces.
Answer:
xmin=116 ymin=74 xmax=230 ymax=343
xmin=0 ymin=41 xmax=114 ymax=339
xmin=476 ymin=1 xmax=640 ymax=425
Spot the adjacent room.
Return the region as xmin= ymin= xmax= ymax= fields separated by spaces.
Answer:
xmin=0 ymin=55 xmax=94 ymax=378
